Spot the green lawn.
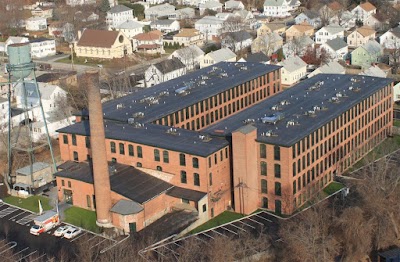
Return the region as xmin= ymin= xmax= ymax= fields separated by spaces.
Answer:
xmin=3 ymin=195 xmax=52 ymax=213
xmin=323 ymin=182 xmax=345 ymax=195
xmin=64 ymin=206 xmax=100 ymax=233
xmin=190 ymin=211 xmax=244 ymax=234
xmin=55 ymin=56 xmax=100 ymax=66
xmin=394 ymin=120 xmax=400 ymax=127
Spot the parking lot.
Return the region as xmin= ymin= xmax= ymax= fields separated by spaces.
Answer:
xmin=0 ymin=202 xmax=117 ymax=261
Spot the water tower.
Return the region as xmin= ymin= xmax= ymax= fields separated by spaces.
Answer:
xmin=3 ymin=43 xmax=57 ymax=195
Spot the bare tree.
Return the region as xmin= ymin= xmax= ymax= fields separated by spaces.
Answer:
xmin=221 ymin=16 xmax=247 ymax=34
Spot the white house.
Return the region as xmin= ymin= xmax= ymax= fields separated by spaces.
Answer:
xmin=221 ymin=31 xmax=253 ymax=53
xmin=0 ymin=97 xmax=9 ymax=128
xmin=169 ymin=8 xmax=196 ymax=20
xmin=307 ymin=61 xmax=345 ymax=78
xmin=251 ymin=32 xmax=283 ymax=56
xmin=263 ymin=0 xmax=301 ymax=18
xmin=150 ymin=20 xmax=180 ymax=33
xmin=315 ymin=25 xmax=345 ymax=45
xmin=200 ymin=48 xmax=236 ymax=68
xmin=283 ymin=36 xmax=314 ymax=58
xmin=145 ymin=0 xmax=164 ymax=4
xmin=233 ymin=10 xmax=254 ymax=20
xmin=379 ymin=26 xmax=400 ymax=49
xmin=65 ymin=0 xmax=96 ymax=6
xmin=144 ymin=58 xmax=186 ymax=87
xmin=173 ymin=29 xmax=204 ymax=47
xmin=145 ymin=4 xmax=176 ymax=20
xmin=5 ymin=37 xmax=29 ymax=54
xmin=116 ymin=20 xmax=143 ymax=40
xmin=199 ymin=1 xmax=223 ymax=16
xmin=347 ymin=26 xmax=376 ymax=48
xmin=26 ymin=17 xmax=47 ymax=31
xmin=392 ymin=82 xmax=400 ymax=102
xmin=170 ymin=45 xmax=205 ymax=71
xmin=359 ymin=65 xmax=387 ymax=78
xmin=106 ymin=5 xmax=135 ymax=30
xmin=278 ymin=56 xmax=307 ymax=86
xmin=195 ymin=16 xmax=224 ymax=41
xmin=329 ymin=11 xmax=356 ymax=30
xmin=295 ymin=10 xmax=321 ymax=28
xmin=31 ymin=113 xmax=74 ymax=141
xmin=224 ymin=0 xmax=245 ymax=10
xmin=351 ymin=1 xmax=377 ymax=22
xmin=30 ymin=38 xmax=56 ymax=59
xmin=321 ymin=37 xmax=348 ymax=61
xmin=364 ymin=15 xmax=385 ymax=31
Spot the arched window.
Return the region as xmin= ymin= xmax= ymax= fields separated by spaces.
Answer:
xmin=192 ymin=157 xmax=199 ymax=168
xmin=260 ymin=144 xmax=266 ymax=158
xmin=154 ymin=149 xmax=160 ymax=161
xmin=157 ymin=166 xmax=162 ymax=171
xmin=209 ymin=173 xmax=213 ymax=186
xmin=110 ymin=142 xmax=116 ymax=153
xmin=180 ymin=171 xmax=187 ymax=183
xmin=179 ymin=153 xmax=186 ymax=166
xmin=275 ymin=182 xmax=281 ymax=196
xmin=274 ymin=145 xmax=280 ymax=160
xmin=274 ymin=164 xmax=281 ymax=178
xmin=194 ymin=173 xmax=200 ymax=186
xmin=163 ymin=150 xmax=169 ymax=163
xmin=137 ymin=146 xmax=143 ymax=158
xmin=128 ymin=145 xmax=134 ymax=156
xmin=119 ymin=143 xmax=125 ymax=155
xmin=262 ymin=197 xmax=268 ymax=208
xmin=261 ymin=179 xmax=267 ymax=194
xmin=260 ymin=161 xmax=267 ymax=176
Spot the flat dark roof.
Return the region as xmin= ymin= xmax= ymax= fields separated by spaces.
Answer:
xmin=55 ymin=161 xmax=173 ymax=204
xmin=57 ymin=121 xmax=229 ymax=157
xmin=203 ymin=74 xmax=393 ymax=147
xmin=166 ymin=187 xmax=207 ymax=202
xmin=100 ymin=62 xmax=281 ymax=123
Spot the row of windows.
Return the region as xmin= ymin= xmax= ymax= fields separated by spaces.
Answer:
xmin=260 ymin=144 xmax=280 ymax=160
xmin=180 ymin=171 xmax=214 ymax=187
xmin=260 ymin=179 xmax=281 ymax=196
xmin=291 ymin=88 xmax=391 ymax=159
xmin=260 ymin=162 xmax=281 ymax=178
xmin=208 ymin=148 xmax=229 ymax=168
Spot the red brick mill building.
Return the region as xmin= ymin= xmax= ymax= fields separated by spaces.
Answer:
xmin=55 ymin=62 xmax=393 ymax=233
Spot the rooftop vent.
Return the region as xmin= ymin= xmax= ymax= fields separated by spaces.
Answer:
xmin=335 ymin=92 xmax=343 ymax=98
xmin=132 ymin=112 xmax=145 ymax=118
xmin=219 ymin=72 xmax=228 ymax=78
xmin=261 ymin=130 xmax=277 ymax=137
xmin=159 ymin=91 xmax=169 ymax=96
xmin=166 ymin=127 xmax=178 ymax=135
xmin=330 ymin=96 xmax=340 ymax=103
xmin=240 ymin=66 xmax=248 ymax=70
xmin=308 ymin=81 xmax=324 ymax=91
xmin=243 ymin=118 xmax=255 ymax=124
xmin=199 ymin=134 xmax=211 ymax=141
xmin=350 ymin=77 xmax=360 ymax=83
xmin=280 ymin=100 xmax=290 ymax=106
xmin=349 ymin=85 xmax=361 ymax=92
xmin=201 ymin=75 xmax=209 ymax=80
xmin=127 ymin=118 xmax=135 ymax=124
xmin=116 ymin=103 xmax=125 ymax=109
xmin=261 ymin=113 xmax=285 ymax=125
xmin=139 ymin=96 xmax=159 ymax=104
xmin=286 ymin=119 xmax=299 ymax=126
xmin=305 ymin=110 xmax=317 ymax=117
xmin=133 ymin=122 xmax=144 ymax=128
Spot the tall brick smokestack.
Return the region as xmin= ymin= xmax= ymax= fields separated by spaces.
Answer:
xmin=86 ymin=70 xmax=113 ymax=228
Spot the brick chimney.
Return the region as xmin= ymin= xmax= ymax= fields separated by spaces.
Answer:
xmin=86 ymin=70 xmax=113 ymax=228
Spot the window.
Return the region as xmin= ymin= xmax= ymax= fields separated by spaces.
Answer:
xmin=128 ymin=145 xmax=134 ymax=156
xmin=202 ymin=204 xmax=207 ymax=212
xmin=194 ymin=173 xmax=200 ymax=186
xmin=72 ymin=134 xmax=77 ymax=146
xmin=182 ymin=199 xmax=189 ymax=204
xmin=274 ymin=145 xmax=280 ymax=161
xmin=68 ymin=181 xmax=71 ymax=188
xmin=154 ymin=149 xmax=160 ymax=161
xmin=163 ymin=150 xmax=169 ymax=163
xmin=61 ymin=180 xmax=65 ymax=186
xmin=86 ymin=195 xmax=91 ymax=208
xmin=85 ymin=137 xmax=90 ymax=148
xmin=157 ymin=166 xmax=162 ymax=171
xmin=274 ymin=164 xmax=281 ymax=178
xmin=211 ymin=208 xmax=214 ymax=218
xmin=261 ymin=179 xmax=267 ymax=194
xmin=262 ymin=197 xmax=268 ymax=208
xmin=209 ymin=173 xmax=213 ymax=186
xmin=63 ymin=135 xmax=68 ymax=144
xmin=260 ymin=144 xmax=266 ymax=158
xmin=119 ymin=143 xmax=125 ymax=155
xmin=110 ymin=142 xmax=116 ymax=153
xmin=112 ymin=157 xmax=117 ymax=163
xmin=137 ymin=146 xmax=143 ymax=158
xmin=192 ymin=157 xmax=199 ymax=168
xmin=275 ymin=182 xmax=281 ymax=196
xmin=137 ymin=162 xmax=142 ymax=167
xmin=180 ymin=153 xmax=186 ymax=166
xmin=293 ymin=180 xmax=297 ymax=194
xmin=73 ymin=151 xmax=78 ymax=161
xmin=261 ymin=161 xmax=267 ymax=176
xmin=180 ymin=171 xmax=187 ymax=183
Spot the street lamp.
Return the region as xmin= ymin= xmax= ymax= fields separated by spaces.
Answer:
xmin=69 ymin=43 xmax=74 ymax=70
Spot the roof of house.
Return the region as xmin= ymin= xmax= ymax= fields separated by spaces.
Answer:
xmin=301 ymin=9 xmax=320 ymax=19
xmin=246 ymin=52 xmax=270 ymax=63
xmin=152 ymin=58 xmax=186 ymax=74
xmin=360 ymin=1 xmax=376 ymax=11
xmin=56 ymin=161 xmax=173 ymax=204
xmin=355 ymin=26 xmax=375 ymax=37
xmin=16 ymin=82 xmax=61 ymax=100
xmin=30 ymin=37 xmax=54 ymax=43
xmin=322 ymin=24 xmax=345 ymax=35
xmin=133 ymin=30 xmax=162 ymax=41
xmin=174 ymin=28 xmax=200 ymax=38
xmin=279 ymin=55 xmax=307 ymax=72
xmin=263 ymin=22 xmax=286 ymax=31
xmin=151 ymin=19 xmax=176 ymax=26
xmin=77 ymin=29 xmax=119 ymax=48
xmin=110 ymin=199 xmax=144 ymax=215
xmin=116 ymin=20 xmax=143 ymax=29
xmin=145 ymin=3 xmax=175 ymax=13
xmin=378 ymin=248 xmax=400 ymax=259
xmin=224 ymin=31 xmax=253 ymax=42
xmin=203 ymin=74 xmax=393 ymax=147
xmin=325 ymin=37 xmax=347 ymax=51
xmin=225 ymin=0 xmax=243 ymax=8
xmin=309 ymin=61 xmax=345 ymax=76
xmin=360 ymin=40 xmax=381 ymax=54
xmin=328 ymin=1 xmax=343 ymax=11
xmin=16 ymin=162 xmax=50 ymax=175
xmin=288 ymin=23 xmax=313 ymax=33
xmin=360 ymin=65 xmax=387 ymax=78
xmin=196 ymin=16 xmax=224 ymax=25
xmin=389 ymin=26 xmax=400 ymax=38
xmin=173 ymin=45 xmax=204 ymax=58
xmin=200 ymin=0 xmax=223 ymax=9
xmin=36 ymin=71 xmax=76 ymax=82
xmin=108 ymin=4 xmax=132 ymax=14
xmin=263 ymin=0 xmax=285 ymax=6
xmin=166 ymin=187 xmax=207 ymax=201
xmin=207 ymin=48 xmax=236 ymax=62
xmin=6 ymin=36 xmax=29 ymax=44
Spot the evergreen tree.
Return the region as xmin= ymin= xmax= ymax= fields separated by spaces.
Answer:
xmin=100 ymin=0 xmax=110 ymax=13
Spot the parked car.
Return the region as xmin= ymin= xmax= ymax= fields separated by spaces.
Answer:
xmin=54 ymin=225 xmax=72 ymax=237
xmin=63 ymin=227 xmax=81 ymax=239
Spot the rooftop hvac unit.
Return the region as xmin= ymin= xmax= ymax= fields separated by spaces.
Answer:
xmin=128 ymin=118 xmax=135 ymax=124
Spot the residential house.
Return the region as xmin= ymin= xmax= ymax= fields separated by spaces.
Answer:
xmin=169 ymin=8 xmax=196 ymax=20
xmin=26 ymin=17 xmax=47 ymax=31
xmin=351 ymin=1 xmax=377 ymax=22
xmin=351 ymin=40 xmax=382 ymax=68
xmin=36 ymin=71 xmax=78 ymax=87
xmin=195 ymin=16 xmax=224 ymax=41
xmin=48 ymin=22 xmax=75 ymax=42
xmin=170 ymin=45 xmax=205 ymax=71
xmin=216 ymin=12 xmax=235 ymax=20
xmin=319 ymin=1 xmax=343 ymax=18
xmin=0 ymin=97 xmax=9 ymax=127
xmin=283 ymin=35 xmax=314 ymax=58
xmin=321 ymin=37 xmax=348 ymax=61
xmin=221 ymin=31 xmax=253 ymax=53
xmin=87 ymin=13 xmax=99 ymax=22
xmin=150 ymin=20 xmax=180 ymax=34
xmin=393 ymin=82 xmax=400 ymax=102
xmin=307 ymin=61 xmax=345 ymax=78
xmin=173 ymin=29 xmax=204 ymax=47
xmin=285 ymin=22 xmax=314 ymax=41
xmin=380 ymin=26 xmax=400 ymax=49
xmin=75 ymin=29 xmax=132 ymax=59
xmin=133 ymin=30 xmax=164 ymax=54
xmin=359 ymin=64 xmax=387 ymax=78
xmin=199 ymin=1 xmax=223 ymax=16
xmin=278 ymin=55 xmax=307 ymax=86
xmin=31 ymin=7 xmax=53 ymax=18
xmin=295 ymin=10 xmax=322 ymax=28
xmin=116 ymin=20 xmax=143 ymax=39
xmin=144 ymin=58 xmax=186 ymax=87
xmin=257 ymin=22 xmax=286 ymax=37
xmin=145 ymin=4 xmax=176 ymax=20
xmin=329 ymin=11 xmax=356 ymax=30
xmin=200 ymin=48 xmax=236 ymax=68
xmin=252 ymin=32 xmax=283 ymax=56
xmin=30 ymin=38 xmax=56 ymax=59
xmin=146 ymin=0 xmax=165 ymax=4
xmin=5 ymin=37 xmax=29 ymax=54
xmin=263 ymin=0 xmax=301 ymax=18
xmin=364 ymin=14 xmax=386 ymax=31
xmin=315 ymin=25 xmax=345 ymax=44
xmin=224 ymin=0 xmax=245 ymax=10
xmin=106 ymin=5 xmax=135 ymax=30
xmin=243 ymin=52 xmax=270 ymax=64
xmin=347 ymin=26 xmax=376 ymax=48
xmin=65 ymin=0 xmax=96 ymax=6
xmin=233 ymin=10 xmax=254 ymax=20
